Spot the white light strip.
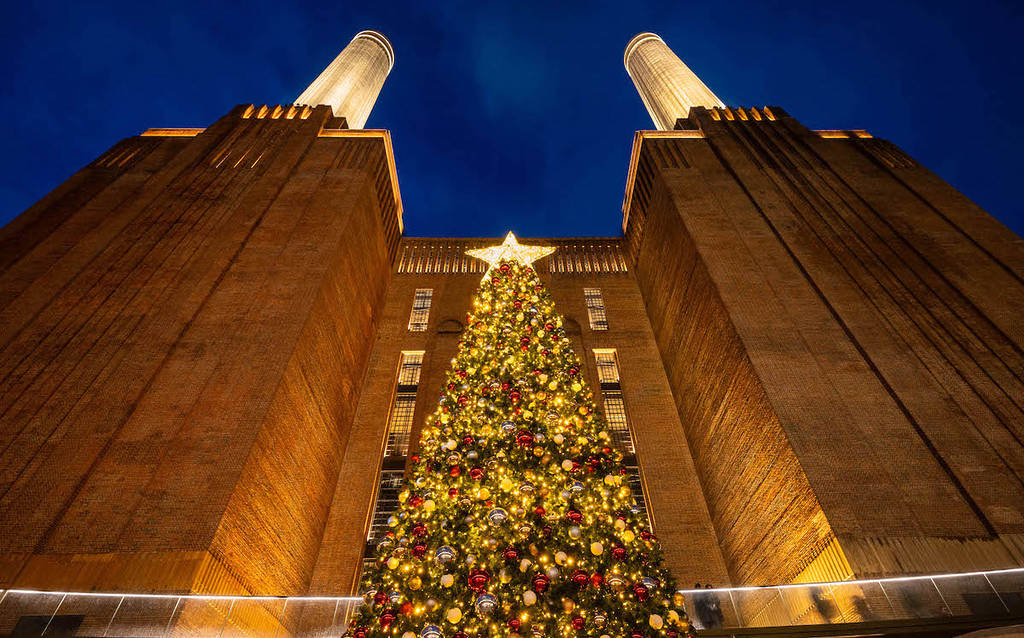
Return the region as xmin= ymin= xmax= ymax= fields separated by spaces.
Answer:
xmin=0 ymin=589 xmax=362 ymax=602
xmin=2 ymin=567 xmax=1021 ymax=601
xmin=674 ymin=566 xmax=1024 ymax=594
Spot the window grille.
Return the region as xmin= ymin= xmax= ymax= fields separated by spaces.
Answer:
xmin=408 ymin=289 xmax=433 ymax=331
xmin=584 ymin=288 xmax=608 ymax=330
xmin=625 ymin=465 xmax=651 ymax=526
xmin=603 ymin=394 xmax=633 ymax=455
xmin=594 ymin=350 xmax=620 ymax=384
xmin=593 ymin=349 xmax=634 ymax=455
xmin=366 ymin=469 xmax=405 ymax=544
xmin=386 ymin=352 xmax=423 ymax=457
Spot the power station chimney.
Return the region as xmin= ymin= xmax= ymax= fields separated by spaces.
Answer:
xmin=624 ymin=33 xmax=724 ymax=130
xmin=296 ymin=30 xmax=395 ymax=129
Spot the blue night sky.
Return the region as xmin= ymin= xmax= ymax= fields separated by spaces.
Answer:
xmin=1 ymin=0 xmax=1021 ymax=239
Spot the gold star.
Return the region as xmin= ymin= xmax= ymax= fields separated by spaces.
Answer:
xmin=466 ymin=232 xmax=556 ymax=270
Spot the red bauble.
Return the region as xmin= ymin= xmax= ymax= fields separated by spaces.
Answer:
xmin=532 ymin=573 xmax=550 ymax=592
xmin=411 ymin=454 xmax=420 ymax=463
xmin=544 ymin=322 xmax=553 ymax=331
xmin=542 ymin=525 xmax=553 ymax=538
xmin=590 ymin=572 xmax=604 ymax=587
xmin=508 ymin=619 xmax=521 ymax=631
xmin=462 ymin=435 xmax=475 ymax=446
xmin=640 ymin=530 xmax=652 ymax=540
xmin=458 ymin=370 xmax=467 ymax=378
xmin=411 ymin=524 xmax=427 ymax=537
xmin=373 ymin=591 xmax=387 ymax=606
xmin=571 ymin=569 xmax=589 ymax=587
xmin=409 ymin=496 xmax=424 ymax=507
xmin=353 ymin=627 xmax=369 ymax=638
xmin=447 ymin=382 xmax=456 ymax=391
xmin=454 ymin=633 xmax=468 ymax=638
xmin=400 ymin=602 xmax=413 ymax=615
xmin=499 ymin=263 xmax=510 ymax=274
xmin=449 ymin=465 xmax=462 ymax=477
xmin=515 ymin=430 xmax=534 ymax=447
xmin=566 ymin=509 xmax=582 ymax=523
xmin=568 ymin=366 xmax=579 ymax=376
xmin=502 ymin=546 xmax=519 ymax=563
xmin=468 ymin=568 xmax=491 ymax=592
xmin=457 ymin=395 xmax=468 ymax=406
xmin=449 ymin=487 xmax=459 ymax=497
xmin=469 ymin=466 xmax=485 ymax=480
xmin=411 ymin=543 xmax=427 ymax=558
xmin=631 ymin=631 xmax=644 ymax=638
xmin=633 ymin=583 xmax=649 ymax=601
xmin=492 ymin=276 xmax=500 ymax=285
xmin=613 ymin=546 xmax=627 ymax=560
xmin=542 ymin=349 xmax=550 ymax=356
xmin=511 ymin=390 xmax=522 ymax=402
xmin=501 ymin=382 xmax=511 ymax=391
xmin=571 ymin=616 xmax=585 ymax=630
xmin=514 ymin=300 xmax=522 ymax=308
xmin=379 ymin=610 xmax=397 ymax=629
xmin=533 ymin=505 xmax=546 ymax=516
xmin=535 ymin=284 xmax=543 ymax=291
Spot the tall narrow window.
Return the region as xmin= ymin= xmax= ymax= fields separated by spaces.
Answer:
xmin=593 ymin=349 xmax=633 ymax=454
xmin=593 ymin=349 xmax=649 ymax=525
xmin=584 ymin=288 xmax=608 ymax=330
xmin=366 ymin=469 xmax=405 ymax=544
xmin=625 ymin=465 xmax=652 ymax=526
xmin=408 ymin=289 xmax=433 ymax=331
xmin=386 ymin=351 xmax=423 ymax=457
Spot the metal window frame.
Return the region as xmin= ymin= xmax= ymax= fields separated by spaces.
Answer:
xmin=407 ymin=289 xmax=433 ymax=331
xmin=584 ymin=288 xmax=609 ymax=330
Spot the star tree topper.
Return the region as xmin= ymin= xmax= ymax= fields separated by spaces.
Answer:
xmin=466 ymin=232 xmax=556 ymax=271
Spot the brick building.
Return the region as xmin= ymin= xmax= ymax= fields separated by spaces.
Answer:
xmin=0 ymin=29 xmax=1021 ymax=609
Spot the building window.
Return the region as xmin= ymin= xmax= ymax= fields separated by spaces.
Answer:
xmin=408 ymin=289 xmax=433 ymax=331
xmin=584 ymin=288 xmax=608 ymax=330
xmin=625 ymin=465 xmax=651 ymax=526
xmin=594 ymin=349 xmax=633 ymax=454
xmin=386 ymin=352 xmax=423 ymax=457
xmin=366 ymin=469 xmax=405 ymax=544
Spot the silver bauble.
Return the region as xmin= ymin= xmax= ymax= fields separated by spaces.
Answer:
xmin=474 ymin=593 xmax=498 ymax=616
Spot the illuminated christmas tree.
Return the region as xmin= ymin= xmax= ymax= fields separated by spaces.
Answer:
xmin=350 ymin=233 xmax=693 ymax=638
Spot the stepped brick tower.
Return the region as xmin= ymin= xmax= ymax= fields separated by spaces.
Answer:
xmin=621 ymin=34 xmax=1024 ymax=586
xmin=0 ymin=32 xmax=402 ymax=596
xmin=0 ymin=27 xmax=1021 ymax=619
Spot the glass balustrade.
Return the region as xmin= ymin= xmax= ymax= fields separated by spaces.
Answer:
xmin=0 ymin=568 xmax=1020 ymax=637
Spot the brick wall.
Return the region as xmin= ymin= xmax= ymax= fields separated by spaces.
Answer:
xmin=624 ymin=107 xmax=1024 ymax=580
xmin=0 ymin=105 xmax=400 ymax=594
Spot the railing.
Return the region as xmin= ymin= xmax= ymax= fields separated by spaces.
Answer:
xmin=676 ymin=568 xmax=1024 ymax=632
xmin=0 ymin=568 xmax=1021 ymax=637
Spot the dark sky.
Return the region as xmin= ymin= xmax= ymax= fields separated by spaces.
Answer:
xmin=1 ymin=0 xmax=1021 ymax=239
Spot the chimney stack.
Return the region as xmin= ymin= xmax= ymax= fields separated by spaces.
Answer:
xmin=296 ymin=30 xmax=394 ymax=129
xmin=624 ymin=33 xmax=723 ymax=130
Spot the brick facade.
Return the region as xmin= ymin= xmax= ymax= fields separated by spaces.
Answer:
xmin=0 ymin=102 xmax=1021 ymax=597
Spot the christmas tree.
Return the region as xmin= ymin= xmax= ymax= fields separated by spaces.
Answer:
xmin=350 ymin=234 xmax=693 ymax=638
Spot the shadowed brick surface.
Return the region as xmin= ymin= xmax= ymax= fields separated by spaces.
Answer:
xmin=0 ymin=105 xmax=400 ymax=594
